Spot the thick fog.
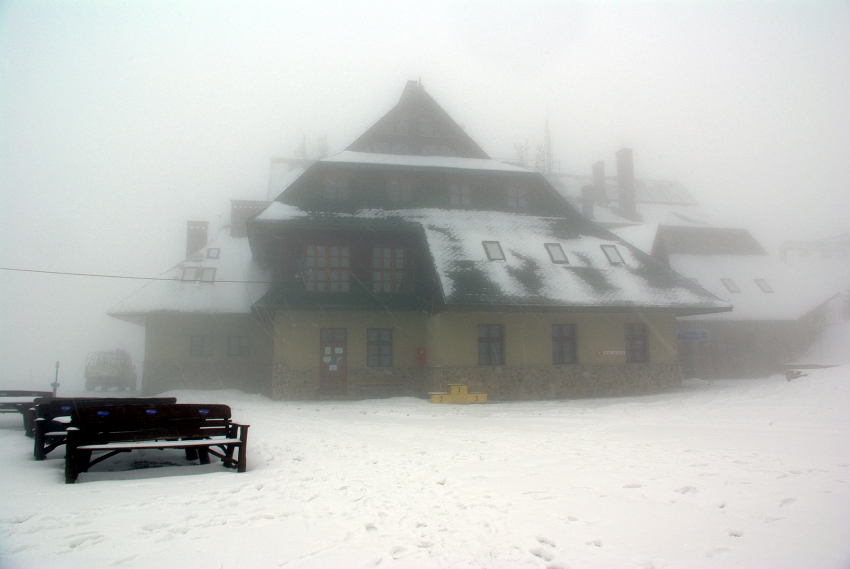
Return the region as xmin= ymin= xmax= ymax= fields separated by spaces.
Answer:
xmin=1 ymin=1 xmax=848 ymax=389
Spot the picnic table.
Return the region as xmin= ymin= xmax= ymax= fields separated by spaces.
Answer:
xmin=0 ymin=390 xmax=53 ymax=431
xmin=32 ymin=397 xmax=178 ymax=458
xmin=64 ymin=403 xmax=249 ymax=483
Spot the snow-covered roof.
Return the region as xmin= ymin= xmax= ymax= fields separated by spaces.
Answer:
xmin=109 ymin=230 xmax=271 ymax=324
xmin=320 ymin=151 xmax=531 ymax=174
xmin=255 ymin=203 xmax=730 ymax=314
xmin=671 ymin=254 xmax=837 ymax=322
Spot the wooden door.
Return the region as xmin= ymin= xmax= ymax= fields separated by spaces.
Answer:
xmin=319 ymin=328 xmax=347 ymax=397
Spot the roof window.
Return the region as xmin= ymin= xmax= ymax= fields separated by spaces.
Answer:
xmin=754 ymin=278 xmax=773 ymax=293
xmin=601 ymin=244 xmax=625 ymax=265
xmin=206 ymin=248 xmax=220 ymax=259
xmin=483 ymin=241 xmax=505 ymax=261
xmin=721 ymin=278 xmax=740 ymax=293
xmin=181 ymin=267 xmax=200 ymax=281
xmin=200 ymin=267 xmax=216 ymax=283
xmin=545 ymin=243 xmax=569 ymax=264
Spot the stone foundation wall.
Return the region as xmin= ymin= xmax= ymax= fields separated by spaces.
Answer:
xmin=271 ymin=362 xmax=681 ymax=401
xmin=425 ymin=363 xmax=682 ymax=400
xmin=271 ymin=364 xmax=426 ymax=400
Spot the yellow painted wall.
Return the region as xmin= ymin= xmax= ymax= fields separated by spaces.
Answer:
xmin=145 ymin=313 xmax=274 ymax=364
xmin=273 ymin=310 xmax=428 ymax=368
xmin=425 ymin=311 xmax=678 ymax=367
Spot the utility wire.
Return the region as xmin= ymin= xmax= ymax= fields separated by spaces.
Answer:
xmin=0 ymin=267 xmax=272 ymax=284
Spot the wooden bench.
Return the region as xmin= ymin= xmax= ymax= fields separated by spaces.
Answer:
xmin=32 ymin=397 xmax=178 ymax=459
xmin=64 ymin=403 xmax=248 ymax=483
xmin=0 ymin=390 xmax=52 ymax=431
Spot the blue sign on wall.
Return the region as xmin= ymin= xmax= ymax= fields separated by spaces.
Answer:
xmin=677 ymin=329 xmax=709 ymax=341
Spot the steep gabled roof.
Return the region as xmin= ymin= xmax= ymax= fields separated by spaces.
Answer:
xmin=253 ymin=203 xmax=731 ymax=315
xmin=346 ymin=80 xmax=489 ymax=159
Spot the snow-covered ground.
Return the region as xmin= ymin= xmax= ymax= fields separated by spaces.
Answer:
xmin=2 ymin=325 xmax=849 ymax=569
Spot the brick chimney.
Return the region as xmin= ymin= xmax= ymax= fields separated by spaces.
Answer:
xmin=592 ymin=160 xmax=607 ymax=205
xmin=230 ymin=200 xmax=271 ymax=238
xmin=616 ymin=148 xmax=637 ymax=219
xmin=186 ymin=221 xmax=208 ymax=258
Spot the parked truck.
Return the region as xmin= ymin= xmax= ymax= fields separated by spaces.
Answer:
xmin=84 ymin=349 xmax=136 ymax=391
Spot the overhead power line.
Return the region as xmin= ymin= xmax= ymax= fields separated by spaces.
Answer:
xmin=0 ymin=267 xmax=272 ymax=284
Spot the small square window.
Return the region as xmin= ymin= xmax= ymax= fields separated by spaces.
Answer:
xmin=181 ymin=267 xmax=200 ymax=281
xmin=754 ymin=278 xmax=773 ymax=293
xmin=227 ymin=335 xmax=250 ymax=356
xmin=601 ymin=244 xmax=625 ymax=265
xmin=721 ymin=278 xmax=740 ymax=293
xmin=199 ymin=267 xmax=216 ymax=283
xmin=206 ymin=248 xmax=220 ymax=259
xmin=483 ymin=241 xmax=505 ymax=261
xmin=545 ymin=243 xmax=568 ymax=264
xmin=190 ymin=335 xmax=213 ymax=357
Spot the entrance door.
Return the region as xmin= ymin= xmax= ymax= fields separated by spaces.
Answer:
xmin=319 ymin=328 xmax=347 ymax=397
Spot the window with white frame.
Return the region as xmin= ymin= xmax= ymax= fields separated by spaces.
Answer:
xmin=601 ymin=244 xmax=625 ymax=265
xmin=625 ymin=323 xmax=649 ymax=363
xmin=206 ymin=248 xmax=220 ymax=259
xmin=227 ymin=335 xmax=250 ymax=356
xmin=181 ymin=267 xmax=200 ymax=281
xmin=545 ymin=243 xmax=569 ymax=264
xmin=305 ymin=245 xmax=350 ymax=292
xmin=450 ymin=182 xmax=472 ymax=206
xmin=721 ymin=278 xmax=740 ymax=293
xmin=552 ymin=324 xmax=577 ymax=364
xmin=199 ymin=267 xmax=216 ymax=283
xmin=190 ymin=335 xmax=213 ymax=357
xmin=754 ymin=278 xmax=773 ymax=293
xmin=483 ymin=241 xmax=505 ymax=261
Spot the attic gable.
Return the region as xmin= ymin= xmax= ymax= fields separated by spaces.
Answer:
xmin=346 ymin=81 xmax=489 ymax=159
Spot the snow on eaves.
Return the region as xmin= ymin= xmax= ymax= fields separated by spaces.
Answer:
xmin=320 ymin=150 xmax=530 ymax=173
xmin=108 ymin=230 xmax=271 ymax=324
xmin=255 ymin=203 xmax=730 ymax=313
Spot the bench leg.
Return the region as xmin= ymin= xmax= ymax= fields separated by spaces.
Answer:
xmin=65 ymin=430 xmax=79 ymax=483
xmin=237 ymin=426 xmax=249 ymax=473
xmin=185 ymin=448 xmax=199 ymax=461
xmin=197 ymin=447 xmax=211 ymax=465
xmin=34 ymin=421 xmax=46 ymax=461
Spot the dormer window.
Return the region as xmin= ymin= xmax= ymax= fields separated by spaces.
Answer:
xmin=754 ymin=278 xmax=773 ymax=293
xmin=206 ymin=248 xmax=220 ymax=259
xmin=721 ymin=278 xmax=740 ymax=293
xmin=507 ymin=186 xmax=528 ymax=209
xmin=483 ymin=241 xmax=505 ymax=261
xmin=199 ymin=268 xmax=216 ymax=283
xmin=387 ymin=179 xmax=413 ymax=203
xmin=601 ymin=244 xmax=625 ymax=265
xmin=323 ymin=176 xmax=349 ymax=201
xmin=545 ymin=243 xmax=569 ymax=264
xmin=181 ymin=267 xmax=200 ymax=281
xmin=450 ymin=182 xmax=472 ymax=206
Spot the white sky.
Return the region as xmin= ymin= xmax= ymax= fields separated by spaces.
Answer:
xmin=1 ymin=0 xmax=849 ymax=386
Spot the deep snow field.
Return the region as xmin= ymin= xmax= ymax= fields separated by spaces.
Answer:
xmin=2 ymin=325 xmax=849 ymax=569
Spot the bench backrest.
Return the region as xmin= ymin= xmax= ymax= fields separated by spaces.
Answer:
xmin=36 ymin=397 xmax=178 ymax=420
xmin=73 ymin=403 xmax=234 ymax=443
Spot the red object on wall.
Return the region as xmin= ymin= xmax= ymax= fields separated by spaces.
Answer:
xmin=417 ymin=348 xmax=426 ymax=367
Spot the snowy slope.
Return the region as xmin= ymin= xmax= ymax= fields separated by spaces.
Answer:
xmin=1 ymin=325 xmax=849 ymax=568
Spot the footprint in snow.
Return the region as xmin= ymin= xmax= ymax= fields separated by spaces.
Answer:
xmin=728 ymin=529 xmax=743 ymax=537
xmin=779 ymin=497 xmax=796 ymax=507
xmin=675 ymin=486 xmax=698 ymax=494
xmin=623 ymin=483 xmax=644 ymax=489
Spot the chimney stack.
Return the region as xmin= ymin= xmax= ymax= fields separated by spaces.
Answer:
xmin=580 ymin=185 xmax=595 ymax=219
xmin=616 ymin=148 xmax=637 ymax=219
xmin=230 ymin=200 xmax=272 ymax=238
xmin=186 ymin=221 xmax=208 ymax=258
xmin=592 ymin=160 xmax=607 ymax=205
